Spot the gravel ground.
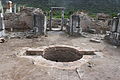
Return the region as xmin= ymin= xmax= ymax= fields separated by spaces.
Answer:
xmin=0 ymin=31 xmax=120 ymax=80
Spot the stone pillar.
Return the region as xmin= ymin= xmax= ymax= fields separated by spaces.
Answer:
xmin=69 ymin=15 xmax=73 ymax=35
xmin=14 ymin=4 xmax=17 ymax=13
xmin=0 ymin=1 xmax=3 ymax=13
xmin=111 ymin=17 xmax=119 ymax=32
xmin=6 ymin=1 xmax=13 ymax=13
xmin=9 ymin=1 xmax=12 ymax=13
xmin=66 ymin=18 xmax=70 ymax=34
xmin=33 ymin=14 xmax=38 ymax=35
xmin=71 ymin=16 xmax=74 ymax=35
xmin=44 ymin=16 xmax=47 ymax=35
xmin=18 ymin=7 xmax=21 ymax=12
xmin=61 ymin=10 xmax=64 ymax=30
xmin=117 ymin=13 xmax=120 ymax=33
xmin=49 ymin=10 xmax=52 ymax=30
xmin=68 ymin=15 xmax=82 ymax=36
xmin=33 ymin=14 xmax=45 ymax=35
xmin=0 ymin=13 xmax=5 ymax=37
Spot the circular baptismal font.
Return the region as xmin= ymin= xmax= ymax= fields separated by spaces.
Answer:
xmin=43 ymin=46 xmax=83 ymax=62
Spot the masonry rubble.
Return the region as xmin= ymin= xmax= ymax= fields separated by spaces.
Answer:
xmin=97 ymin=13 xmax=110 ymax=21
xmin=70 ymin=12 xmax=110 ymax=34
xmin=4 ymin=7 xmax=46 ymax=38
xmin=49 ymin=18 xmax=62 ymax=28
xmin=90 ymin=38 xmax=101 ymax=43
xmin=67 ymin=14 xmax=82 ymax=36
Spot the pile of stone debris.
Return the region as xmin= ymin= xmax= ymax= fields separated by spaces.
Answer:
xmin=74 ymin=12 xmax=110 ymax=34
xmin=7 ymin=31 xmax=39 ymax=39
xmin=4 ymin=7 xmax=44 ymax=32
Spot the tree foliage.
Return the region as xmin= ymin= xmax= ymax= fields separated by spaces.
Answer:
xmin=4 ymin=0 xmax=120 ymax=14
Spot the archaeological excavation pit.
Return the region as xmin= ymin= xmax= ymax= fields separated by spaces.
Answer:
xmin=18 ymin=45 xmax=100 ymax=69
xmin=42 ymin=46 xmax=83 ymax=62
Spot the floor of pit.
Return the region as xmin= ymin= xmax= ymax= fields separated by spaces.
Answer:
xmin=0 ymin=31 xmax=120 ymax=80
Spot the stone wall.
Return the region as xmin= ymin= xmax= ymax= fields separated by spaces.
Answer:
xmin=33 ymin=13 xmax=45 ymax=35
xmin=72 ymin=12 xmax=109 ymax=34
xmin=4 ymin=13 xmax=32 ymax=31
xmin=67 ymin=14 xmax=82 ymax=36
xmin=4 ymin=7 xmax=44 ymax=32
xmin=105 ymin=14 xmax=120 ymax=46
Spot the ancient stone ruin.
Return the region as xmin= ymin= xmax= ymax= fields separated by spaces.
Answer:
xmin=3 ymin=7 xmax=46 ymax=38
xmin=49 ymin=7 xmax=65 ymax=31
xmin=68 ymin=14 xmax=82 ymax=36
xmin=105 ymin=13 xmax=120 ymax=46
xmin=0 ymin=1 xmax=120 ymax=80
xmin=18 ymin=45 xmax=98 ymax=69
xmin=33 ymin=8 xmax=47 ymax=35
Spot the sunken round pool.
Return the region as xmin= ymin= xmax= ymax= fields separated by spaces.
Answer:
xmin=43 ymin=46 xmax=83 ymax=62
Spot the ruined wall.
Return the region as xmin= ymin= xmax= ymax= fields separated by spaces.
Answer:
xmin=67 ymin=12 xmax=110 ymax=35
xmin=97 ymin=13 xmax=110 ymax=21
xmin=4 ymin=13 xmax=33 ymax=31
xmin=4 ymin=7 xmax=44 ymax=32
xmin=67 ymin=14 xmax=82 ymax=36
xmin=75 ymin=12 xmax=109 ymax=33
xmin=33 ymin=13 xmax=45 ymax=35
xmin=105 ymin=14 xmax=120 ymax=46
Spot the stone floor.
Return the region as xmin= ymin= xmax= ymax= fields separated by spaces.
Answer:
xmin=0 ymin=31 xmax=120 ymax=80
